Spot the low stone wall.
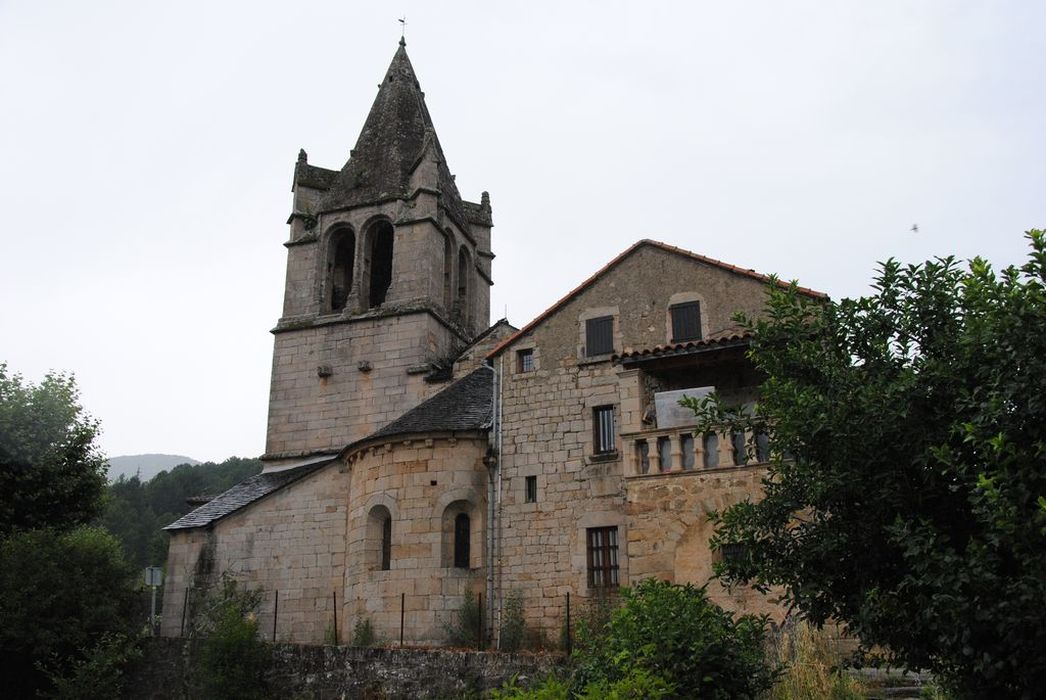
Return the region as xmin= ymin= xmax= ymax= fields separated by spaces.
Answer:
xmin=128 ymin=638 xmax=563 ymax=699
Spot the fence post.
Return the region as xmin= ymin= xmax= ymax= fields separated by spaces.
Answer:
xmin=566 ymin=591 xmax=572 ymax=655
xmin=332 ymin=590 xmax=338 ymax=644
xmin=273 ymin=590 xmax=279 ymax=643
xmin=400 ymin=592 xmax=405 ymax=647
xmin=477 ymin=592 xmax=483 ymax=650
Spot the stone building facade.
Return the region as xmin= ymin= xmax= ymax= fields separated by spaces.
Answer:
xmin=161 ymin=40 xmax=824 ymax=645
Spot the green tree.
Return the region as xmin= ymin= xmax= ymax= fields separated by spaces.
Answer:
xmin=0 ymin=365 xmax=107 ymax=534
xmin=101 ymin=457 xmax=262 ymax=570
xmin=0 ymin=527 xmax=140 ymax=697
xmin=703 ymin=231 xmax=1046 ymax=697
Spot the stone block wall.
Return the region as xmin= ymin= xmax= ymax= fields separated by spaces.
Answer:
xmin=624 ymin=465 xmax=781 ymax=618
xmin=493 ymin=243 xmax=780 ymax=634
xmin=344 ymin=433 xmax=489 ymax=645
xmin=160 ymin=463 xmax=350 ymax=643
xmin=264 ymin=311 xmax=459 ymax=460
xmin=128 ymin=638 xmax=563 ymax=700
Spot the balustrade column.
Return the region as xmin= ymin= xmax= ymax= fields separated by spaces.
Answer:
xmin=718 ymin=431 xmax=736 ymax=466
xmin=669 ymin=433 xmax=683 ymax=472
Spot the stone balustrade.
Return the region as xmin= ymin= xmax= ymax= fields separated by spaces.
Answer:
xmin=621 ymin=424 xmax=771 ymax=477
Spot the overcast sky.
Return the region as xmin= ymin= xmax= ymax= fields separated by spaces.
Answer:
xmin=1 ymin=1 xmax=1043 ymax=463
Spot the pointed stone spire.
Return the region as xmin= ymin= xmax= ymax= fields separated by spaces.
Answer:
xmin=318 ymin=41 xmax=467 ymax=228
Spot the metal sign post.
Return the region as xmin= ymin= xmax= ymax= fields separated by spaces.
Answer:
xmin=144 ymin=567 xmax=163 ymax=636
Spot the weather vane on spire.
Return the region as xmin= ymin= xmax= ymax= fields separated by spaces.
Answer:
xmin=398 ymin=16 xmax=407 ymax=42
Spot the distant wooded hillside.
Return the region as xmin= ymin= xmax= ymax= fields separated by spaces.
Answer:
xmin=100 ymin=456 xmax=263 ymax=570
xmin=107 ymin=453 xmax=201 ymax=481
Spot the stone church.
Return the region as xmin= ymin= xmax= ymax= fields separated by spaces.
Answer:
xmin=161 ymin=39 xmax=824 ymax=645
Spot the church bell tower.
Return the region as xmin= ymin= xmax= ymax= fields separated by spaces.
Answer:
xmin=263 ymin=39 xmax=494 ymax=466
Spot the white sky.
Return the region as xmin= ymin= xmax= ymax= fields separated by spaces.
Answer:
xmin=1 ymin=1 xmax=1043 ymax=463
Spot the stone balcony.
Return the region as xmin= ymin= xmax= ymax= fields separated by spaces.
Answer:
xmin=621 ymin=424 xmax=771 ymax=477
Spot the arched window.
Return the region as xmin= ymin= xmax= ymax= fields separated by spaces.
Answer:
xmin=454 ymin=246 xmax=471 ymax=324
xmin=443 ymin=233 xmax=454 ymax=310
xmin=364 ymin=220 xmax=394 ymax=309
xmin=367 ymin=505 xmax=392 ymax=571
xmin=328 ymin=228 xmax=355 ymax=312
xmin=442 ymin=499 xmax=478 ymax=569
xmin=454 ymin=513 xmax=470 ymax=569
xmin=381 ymin=513 xmax=392 ymax=571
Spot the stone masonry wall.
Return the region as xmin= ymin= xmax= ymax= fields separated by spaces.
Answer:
xmin=128 ymin=637 xmax=562 ymax=700
xmin=265 ymin=311 xmax=457 ymax=460
xmin=494 ymin=244 xmax=777 ymax=635
xmin=343 ymin=433 xmax=488 ymax=645
xmin=625 ymin=465 xmax=782 ymax=618
xmin=161 ymin=463 xmax=349 ymax=643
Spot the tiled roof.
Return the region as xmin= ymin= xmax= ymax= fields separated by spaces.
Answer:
xmin=366 ymin=366 xmax=494 ymax=442
xmin=164 ymin=456 xmax=337 ymax=531
xmin=316 ymin=40 xmax=470 ymax=232
xmin=614 ymin=332 xmax=752 ymax=363
xmin=487 ymin=239 xmax=827 ymax=359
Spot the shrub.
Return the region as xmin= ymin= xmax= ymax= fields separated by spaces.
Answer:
xmin=352 ymin=616 xmax=378 ymax=647
xmin=767 ymin=621 xmax=864 ymax=700
xmin=193 ymin=577 xmax=270 ymax=700
xmin=43 ymin=632 xmax=143 ymax=700
xmin=500 ymin=590 xmax=527 ymax=652
xmin=573 ymin=578 xmax=777 ymax=699
xmin=444 ymin=588 xmax=484 ymax=648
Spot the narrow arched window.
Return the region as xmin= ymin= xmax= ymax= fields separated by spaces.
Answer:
xmin=365 ymin=221 xmax=394 ymax=309
xmin=454 ymin=513 xmax=470 ymax=569
xmin=381 ymin=513 xmax=392 ymax=571
xmin=329 ymin=229 xmax=355 ymax=312
xmin=456 ymin=247 xmax=469 ymax=307
xmin=443 ymin=234 xmax=454 ymax=310
xmin=367 ymin=505 xmax=392 ymax=571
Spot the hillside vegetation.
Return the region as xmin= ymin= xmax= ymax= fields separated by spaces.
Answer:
xmin=100 ymin=457 xmax=262 ymax=570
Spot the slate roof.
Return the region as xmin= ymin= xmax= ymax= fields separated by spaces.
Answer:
xmin=487 ymin=239 xmax=827 ymax=359
xmin=317 ymin=39 xmax=471 ymax=232
xmin=366 ymin=366 xmax=494 ymax=442
xmin=164 ymin=456 xmax=337 ymax=531
xmin=294 ymin=161 xmax=338 ymax=190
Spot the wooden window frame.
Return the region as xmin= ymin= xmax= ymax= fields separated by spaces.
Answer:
xmin=586 ymin=526 xmax=620 ymax=588
xmin=517 ymin=348 xmax=535 ymax=373
xmin=593 ymin=405 xmax=616 ymax=455
xmin=524 ymin=475 xmax=537 ymax=503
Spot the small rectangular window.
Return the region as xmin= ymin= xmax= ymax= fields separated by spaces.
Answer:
xmin=585 ymin=316 xmax=614 ymax=356
xmin=586 ymin=526 xmax=620 ymax=588
xmin=670 ymin=302 xmax=702 ymax=342
xmin=525 ymin=475 xmax=537 ymax=503
xmin=517 ymin=348 xmax=535 ymax=373
xmin=593 ymin=405 xmax=616 ymax=454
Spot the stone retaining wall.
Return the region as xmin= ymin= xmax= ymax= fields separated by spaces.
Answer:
xmin=128 ymin=638 xmax=562 ymax=700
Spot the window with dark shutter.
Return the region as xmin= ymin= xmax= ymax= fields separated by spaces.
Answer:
xmin=593 ymin=405 xmax=616 ymax=454
xmin=585 ymin=316 xmax=614 ymax=356
xmin=670 ymin=302 xmax=702 ymax=342
xmin=586 ymin=526 xmax=620 ymax=588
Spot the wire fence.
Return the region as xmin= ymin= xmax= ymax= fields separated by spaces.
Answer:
xmin=161 ymin=584 xmax=621 ymax=652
